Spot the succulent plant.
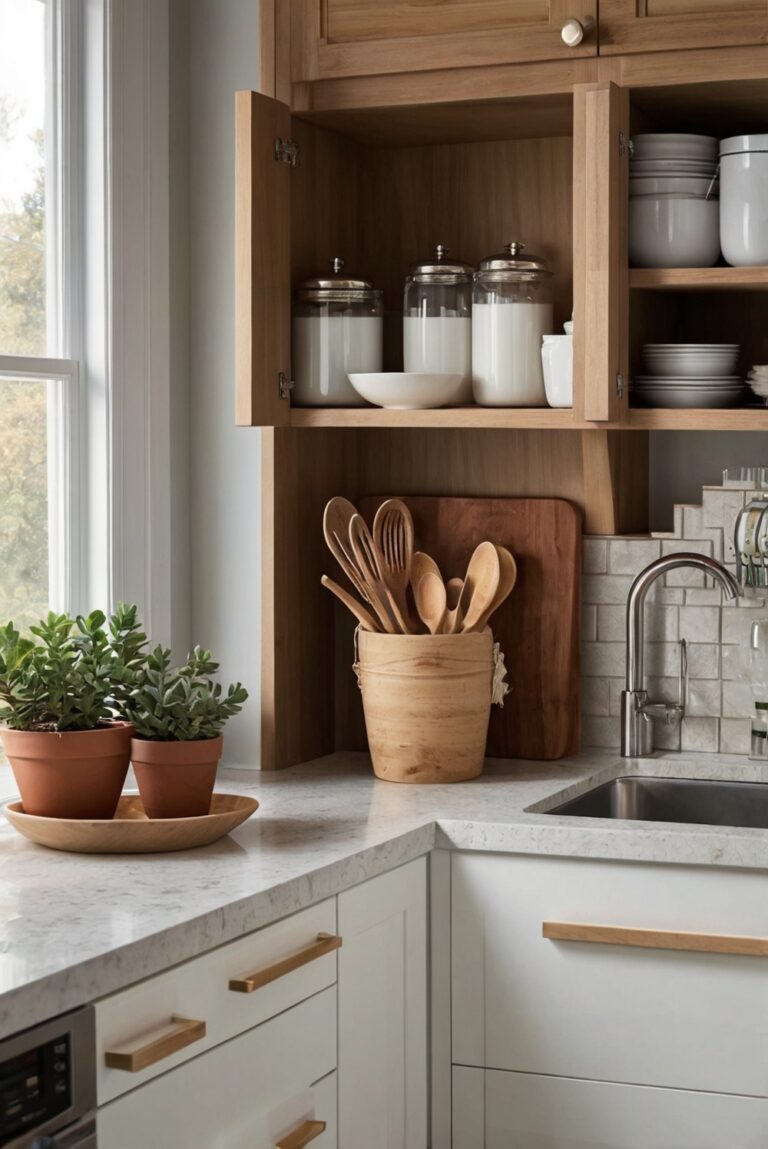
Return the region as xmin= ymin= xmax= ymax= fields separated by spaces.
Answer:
xmin=124 ymin=645 xmax=248 ymax=741
xmin=0 ymin=604 xmax=148 ymax=731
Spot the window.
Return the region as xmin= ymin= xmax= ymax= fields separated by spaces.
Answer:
xmin=0 ymin=0 xmax=80 ymax=631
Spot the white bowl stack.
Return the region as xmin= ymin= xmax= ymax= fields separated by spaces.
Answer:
xmin=633 ymin=344 xmax=743 ymax=408
xmin=629 ymin=134 xmax=720 ymax=268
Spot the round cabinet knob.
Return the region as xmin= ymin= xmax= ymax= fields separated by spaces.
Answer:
xmin=560 ymin=16 xmax=594 ymax=45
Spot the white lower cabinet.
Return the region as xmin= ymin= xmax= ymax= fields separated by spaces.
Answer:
xmin=452 ymin=852 xmax=768 ymax=1096
xmin=337 ymin=858 xmax=428 ymax=1149
xmin=97 ymin=987 xmax=337 ymax=1149
xmin=452 ymin=1066 xmax=768 ymax=1148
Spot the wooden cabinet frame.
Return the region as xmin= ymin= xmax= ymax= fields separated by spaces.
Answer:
xmin=242 ymin=22 xmax=768 ymax=769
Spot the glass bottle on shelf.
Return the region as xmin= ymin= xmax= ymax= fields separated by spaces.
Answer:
xmin=403 ymin=244 xmax=474 ymax=404
xmin=472 ymin=241 xmax=554 ymax=407
xmin=292 ymin=257 xmax=383 ymax=407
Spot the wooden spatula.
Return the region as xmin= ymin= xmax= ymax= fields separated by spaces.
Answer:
xmin=321 ymin=575 xmax=379 ymax=632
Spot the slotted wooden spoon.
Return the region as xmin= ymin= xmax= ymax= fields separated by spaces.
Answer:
xmin=373 ymin=499 xmax=414 ymax=621
xmin=349 ymin=513 xmax=409 ymax=633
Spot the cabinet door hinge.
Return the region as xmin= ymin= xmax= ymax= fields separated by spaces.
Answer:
xmin=619 ymin=130 xmax=632 ymax=159
xmin=278 ymin=372 xmax=294 ymax=401
xmin=616 ymin=372 xmax=625 ymax=398
xmin=274 ymin=137 xmax=299 ymax=166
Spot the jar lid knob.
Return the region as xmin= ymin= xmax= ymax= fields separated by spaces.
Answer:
xmin=505 ymin=241 xmax=525 ymax=255
xmin=433 ymin=244 xmax=449 ymax=261
xmin=331 ymin=256 xmax=345 ymax=273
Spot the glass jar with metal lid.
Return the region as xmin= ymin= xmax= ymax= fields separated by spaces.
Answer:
xmin=403 ymin=244 xmax=473 ymax=403
xmin=472 ymin=241 xmax=554 ymax=407
xmin=292 ymin=257 xmax=383 ymax=407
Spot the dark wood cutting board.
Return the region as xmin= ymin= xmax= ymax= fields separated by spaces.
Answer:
xmin=357 ymin=495 xmax=582 ymax=761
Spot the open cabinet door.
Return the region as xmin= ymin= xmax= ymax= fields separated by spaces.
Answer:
xmin=573 ymin=82 xmax=629 ymax=423
xmin=235 ymin=91 xmax=292 ymax=427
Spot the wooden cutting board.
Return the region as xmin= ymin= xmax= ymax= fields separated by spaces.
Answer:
xmin=358 ymin=495 xmax=582 ymax=761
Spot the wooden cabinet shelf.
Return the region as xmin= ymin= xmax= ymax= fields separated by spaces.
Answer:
xmin=630 ymin=268 xmax=768 ymax=291
xmin=627 ymin=408 xmax=768 ymax=429
xmin=290 ymin=408 xmax=588 ymax=430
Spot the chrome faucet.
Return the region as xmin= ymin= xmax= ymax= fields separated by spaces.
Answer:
xmin=620 ymin=552 xmax=739 ymax=757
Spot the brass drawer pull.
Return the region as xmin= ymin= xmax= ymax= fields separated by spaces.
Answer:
xmin=275 ymin=1119 xmax=326 ymax=1148
xmin=543 ymin=921 xmax=768 ymax=957
xmin=104 ymin=1015 xmax=206 ymax=1072
xmin=229 ymin=932 xmax=342 ymax=993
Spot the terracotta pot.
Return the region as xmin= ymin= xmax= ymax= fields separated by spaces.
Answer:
xmin=130 ymin=735 xmax=223 ymax=819
xmin=1 ymin=722 xmax=133 ymax=819
xmin=356 ymin=630 xmax=494 ymax=784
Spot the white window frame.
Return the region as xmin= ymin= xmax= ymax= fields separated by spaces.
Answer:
xmin=0 ymin=0 xmax=174 ymax=645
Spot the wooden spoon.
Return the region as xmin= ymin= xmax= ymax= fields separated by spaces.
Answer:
xmin=442 ymin=577 xmax=464 ymax=634
xmin=458 ymin=542 xmax=500 ymax=634
xmin=348 ymin=513 xmax=409 ymax=634
xmin=413 ymin=572 xmax=447 ymax=635
xmin=466 ymin=545 xmax=518 ymax=634
xmin=321 ymin=575 xmax=379 ymax=632
xmin=324 ymin=498 xmax=393 ymax=633
xmin=373 ymin=499 xmax=415 ymax=620
xmin=410 ymin=551 xmax=442 ymax=589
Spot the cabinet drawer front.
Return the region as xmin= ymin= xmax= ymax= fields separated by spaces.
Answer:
xmin=97 ymin=898 xmax=337 ymax=1103
xmin=452 ymin=1066 xmax=768 ymax=1148
xmin=98 ymin=988 xmax=337 ymax=1149
xmin=452 ymin=853 xmax=768 ymax=1095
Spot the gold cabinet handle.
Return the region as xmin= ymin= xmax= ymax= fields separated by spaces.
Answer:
xmin=275 ymin=1119 xmax=326 ymax=1149
xmin=104 ymin=1015 xmax=206 ymax=1072
xmin=229 ymin=932 xmax=342 ymax=993
xmin=543 ymin=921 xmax=768 ymax=957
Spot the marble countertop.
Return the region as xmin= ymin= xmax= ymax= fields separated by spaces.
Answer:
xmin=2 ymin=748 xmax=768 ymax=1039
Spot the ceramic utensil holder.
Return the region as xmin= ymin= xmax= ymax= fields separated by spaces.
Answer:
xmin=355 ymin=630 xmax=495 ymax=784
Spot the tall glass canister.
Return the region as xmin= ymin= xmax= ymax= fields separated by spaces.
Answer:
xmin=403 ymin=244 xmax=474 ymax=404
xmin=292 ymin=258 xmax=383 ymax=406
xmin=472 ymin=241 xmax=554 ymax=407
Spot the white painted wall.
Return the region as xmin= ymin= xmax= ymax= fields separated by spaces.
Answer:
xmin=187 ymin=0 xmax=262 ymax=766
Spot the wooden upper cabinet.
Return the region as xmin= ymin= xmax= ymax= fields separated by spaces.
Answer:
xmin=599 ymin=0 xmax=768 ymax=54
xmin=289 ymin=0 xmax=599 ymax=81
xmin=235 ymin=91 xmax=292 ymax=428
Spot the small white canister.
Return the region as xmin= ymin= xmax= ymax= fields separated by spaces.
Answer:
xmin=720 ymin=135 xmax=768 ymax=267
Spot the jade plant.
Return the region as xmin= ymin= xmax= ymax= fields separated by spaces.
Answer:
xmin=0 ymin=604 xmax=148 ymax=732
xmin=124 ymin=645 xmax=248 ymax=741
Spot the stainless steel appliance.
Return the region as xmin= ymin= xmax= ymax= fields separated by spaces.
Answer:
xmin=0 ymin=1006 xmax=96 ymax=1148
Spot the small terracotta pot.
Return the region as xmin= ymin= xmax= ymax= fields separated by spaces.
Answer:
xmin=1 ymin=722 xmax=133 ymax=819
xmin=130 ymin=736 xmax=223 ymax=819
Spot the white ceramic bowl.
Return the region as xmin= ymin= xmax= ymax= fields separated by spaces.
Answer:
xmin=347 ymin=372 xmax=465 ymax=410
xmin=629 ymin=194 xmax=720 ymax=268
xmin=630 ymin=159 xmax=717 ymax=175
xmin=631 ymin=133 xmax=718 ymax=161
xmin=642 ymin=351 xmax=739 ymax=376
xmin=632 ymin=383 xmax=744 ymax=408
xmin=541 ymin=334 xmax=573 ymax=408
xmin=629 ymin=175 xmax=716 ymax=197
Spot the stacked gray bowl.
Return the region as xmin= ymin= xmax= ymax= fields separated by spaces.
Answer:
xmin=629 ymin=134 xmax=720 ymax=268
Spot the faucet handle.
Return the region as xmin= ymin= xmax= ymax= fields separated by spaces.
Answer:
xmin=678 ymin=637 xmax=688 ymax=711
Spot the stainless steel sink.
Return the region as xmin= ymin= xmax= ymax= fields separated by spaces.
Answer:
xmin=546 ymin=776 xmax=768 ymax=830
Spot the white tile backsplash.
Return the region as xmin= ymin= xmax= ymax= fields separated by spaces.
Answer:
xmin=581 ymin=478 xmax=761 ymax=756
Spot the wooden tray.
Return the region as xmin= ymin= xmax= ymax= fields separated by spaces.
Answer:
xmin=352 ymin=496 xmax=582 ymax=760
xmin=3 ymin=793 xmax=259 ymax=854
